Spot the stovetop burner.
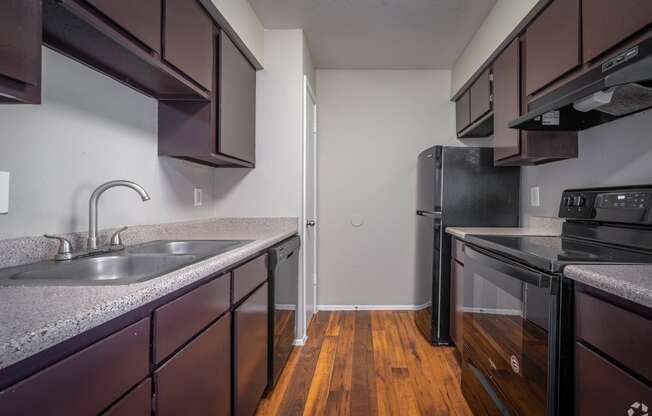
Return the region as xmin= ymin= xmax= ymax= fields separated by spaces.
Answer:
xmin=463 ymin=234 xmax=652 ymax=273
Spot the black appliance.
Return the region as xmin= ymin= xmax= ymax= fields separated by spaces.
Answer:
xmin=461 ymin=185 xmax=652 ymax=416
xmin=511 ymin=36 xmax=652 ymax=131
xmin=415 ymin=146 xmax=520 ymax=345
xmin=267 ymin=236 xmax=300 ymax=391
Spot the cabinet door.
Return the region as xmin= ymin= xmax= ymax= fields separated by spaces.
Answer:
xmin=219 ymin=31 xmax=257 ymax=163
xmin=164 ymin=0 xmax=214 ymax=91
xmin=0 ymin=0 xmax=41 ymax=104
xmin=525 ymin=0 xmax=580 ymax=96
xmin=582 ymin=0 xmax=652 ymax=63
xmin=155 ymin=314 xmax=231 ymax=416
xmin=455 ymin=90 xmax=471 ymax=134
xmin=234 ymin=283 xmax=269 ymax=416
xmin=86 ymin=0 xmax=161 ymax=53
xmin=103 ymin=378 xmax=151 ymax=416
xmin=493 ymin=39 xmax=521 ymax=162
xmin=469 ymin=68 xmax=492 ymax=123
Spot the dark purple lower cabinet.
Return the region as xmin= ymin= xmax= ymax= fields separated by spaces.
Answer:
xmin=234 ymin=283 xmax=269 ymax=416
xmin=104 ymin=378 xmax=152 ymax=416
xmin=576 ymin=343 xmax=652 ymax=415
xmin=0 ymin=318 xmax=150 ymax=416
xmin=154 ymin=314 xmax=231 ymax=416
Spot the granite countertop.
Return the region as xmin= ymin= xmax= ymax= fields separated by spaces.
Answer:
xmin=446 ymin=216 xmax=563 ymax=239
xmin=0 ymin=217 xmax=298 ymax=371
xmin=564 ymin=264 xmax=652 ymax=309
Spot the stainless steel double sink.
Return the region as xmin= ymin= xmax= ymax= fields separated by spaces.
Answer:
xmin=0 ymin=240 xmax=251 ymax=286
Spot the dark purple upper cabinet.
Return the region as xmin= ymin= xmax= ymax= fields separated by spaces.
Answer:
xmin=492 ymin=38 xmax=521 ymax=162
xmin=525 ymin=0 xmax=581 ymax=97
xmin=164 ymin=0 xmax=214 ymax=91
xmin=86 ymin=0 xmax=161 ymax=54
xmin=455 ymin=90 xmax=471 ymax=134
xmin=582 ymin=0 xmax=652 ymax=63
xmin=218 ymin=31 xmax=257 ymax=163
xmin=0 ymin=0 xmax=41 ymax=104
xmin=469 ymin=68 xmax=492 ymax=124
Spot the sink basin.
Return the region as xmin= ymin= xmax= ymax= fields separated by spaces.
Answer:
xmin=126 ymin=240 xmax=250 ymax=256
xmin=0 ymin=239 xmax=251 ymax=287
xmin=0 ymin=254 xmax=200 ymax=286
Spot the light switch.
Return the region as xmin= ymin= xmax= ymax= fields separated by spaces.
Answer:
xmin=530 ymin=186 xmax=541 ymax=207
xmin=0 ymin=171 xmax=9 ymax=214
xmin=194 ymin=187 xmax=203 ymax=207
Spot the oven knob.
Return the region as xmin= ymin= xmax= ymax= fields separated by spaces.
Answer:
xmin=574 ymin=196 xmax=586 ymax=207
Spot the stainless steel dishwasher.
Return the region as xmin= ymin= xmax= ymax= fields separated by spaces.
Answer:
xmin=267 ymin=236 xmax=300 ymax=390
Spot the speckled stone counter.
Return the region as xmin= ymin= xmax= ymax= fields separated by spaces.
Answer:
xmin=0 ymin=217 xmax=298 ymax=370
xmin=564 ymin=265 xmax=652 ymax=309
xmin=446 ymin=217 xmax=563 ymax=240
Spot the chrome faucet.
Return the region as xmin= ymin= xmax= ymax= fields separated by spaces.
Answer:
xmin=87 ymin=180 xmax=151 ymax=250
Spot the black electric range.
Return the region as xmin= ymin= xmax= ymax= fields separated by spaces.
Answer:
xmin=458 ymin=186 xmax=652 ymax=416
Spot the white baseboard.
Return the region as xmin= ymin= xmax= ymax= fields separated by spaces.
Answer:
xmin=293 ymin=335 xmax=308 ymax=346
xmin=317 ymin=302 xmax=431 ymax=311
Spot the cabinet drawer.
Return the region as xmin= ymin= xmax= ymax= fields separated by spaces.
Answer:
xmin=154 ymin=274 xmax=230 ymax=363
xmin=86 ymin=0 xmax=161 ymax=53
xmin=155 ymin=314 xmax=231 ymax=416
xmin=103 ymin=378 xmax=151 ymax=416
xmin=576 ymin=343 xmax=652 ymax=415
xmin=0 ymin=318 xmax=150 ymax=416
xmin=233 ymin=254 xmax=268 ymax=303
xmin=576 ymin=291 xmax=652 ymax=381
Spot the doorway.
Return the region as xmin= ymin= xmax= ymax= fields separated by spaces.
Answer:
xmin=302 ymin=75 xmax=318 ymax=337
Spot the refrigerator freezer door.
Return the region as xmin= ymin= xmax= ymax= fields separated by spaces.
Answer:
xmin=417 ymin=146 xmax=442 ymax=212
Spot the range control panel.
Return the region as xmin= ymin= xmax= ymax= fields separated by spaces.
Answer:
xmin=559 ymin=187 xmax=652 ymax=224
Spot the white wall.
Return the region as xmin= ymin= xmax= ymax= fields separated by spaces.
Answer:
xmin=451 ymin=0 xmax=538 ymax=96
xmin=316 ymin=70 xmax=462 ymax=307
xmin=213 ymin=30 xmax=304 ymax=218
xmin=210 ymin=0 xmax=265 ymax=66
xmin=0 ymin=49 xmax=216 ymax=239
xmin=521 ymin=109 xmax=652 ymax=222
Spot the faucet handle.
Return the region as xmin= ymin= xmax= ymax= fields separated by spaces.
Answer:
xmin=110 ymin=226 xmax=128 ymax=249
xmin=44 ymin=235 xmax=73 ymax=261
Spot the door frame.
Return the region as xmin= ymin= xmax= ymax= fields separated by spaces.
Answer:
xmin=301 ymin=75 xmax=318 ymax=341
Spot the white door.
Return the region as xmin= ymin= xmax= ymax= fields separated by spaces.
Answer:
xmin=303 ymin=76 xmax=318 ymax=330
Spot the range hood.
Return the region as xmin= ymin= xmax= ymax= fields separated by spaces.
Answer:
xmin=510 ymin=36 xmax=652 ymax=131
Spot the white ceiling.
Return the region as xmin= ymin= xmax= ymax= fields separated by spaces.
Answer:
xmin=248 ymin=0 xmax=497 ymax=69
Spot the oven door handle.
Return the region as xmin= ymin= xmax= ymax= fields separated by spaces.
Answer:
xmin=464 ymin=245 xmax=550 ymax=288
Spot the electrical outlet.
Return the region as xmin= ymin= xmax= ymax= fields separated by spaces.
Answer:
xmin=193 ymin=187 xmax=203 ymax=207
xmin=530 ymin=186 xmax=541 ymax=207
xmin=0 ymin=171 xmax=8 ymax=214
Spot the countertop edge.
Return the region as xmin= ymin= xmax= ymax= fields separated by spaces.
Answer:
xmin=0 ymin=227 xmax=297 ymax=372
xmin=564 ymin=265 xmax=652 ymax=310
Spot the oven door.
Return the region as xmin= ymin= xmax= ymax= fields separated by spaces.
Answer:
xmin=462 ymin=244 xmax=559 ymax=416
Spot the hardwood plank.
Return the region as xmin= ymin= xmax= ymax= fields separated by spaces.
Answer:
xmin=350 ymin=311 xmax=378 ymax=416
xmin=324 ymin=312 xmax=355 ymax=416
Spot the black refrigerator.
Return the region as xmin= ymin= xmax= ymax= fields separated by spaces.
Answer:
xmin=415 ymin=146 xmax=520 ymax=345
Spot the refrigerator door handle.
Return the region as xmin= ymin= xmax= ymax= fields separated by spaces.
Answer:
xmin=416 ymin=210 xmax=442 ymax=218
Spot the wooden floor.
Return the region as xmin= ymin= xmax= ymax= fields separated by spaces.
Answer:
xmin=256 ymin=311 xmax=472 ymax=416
